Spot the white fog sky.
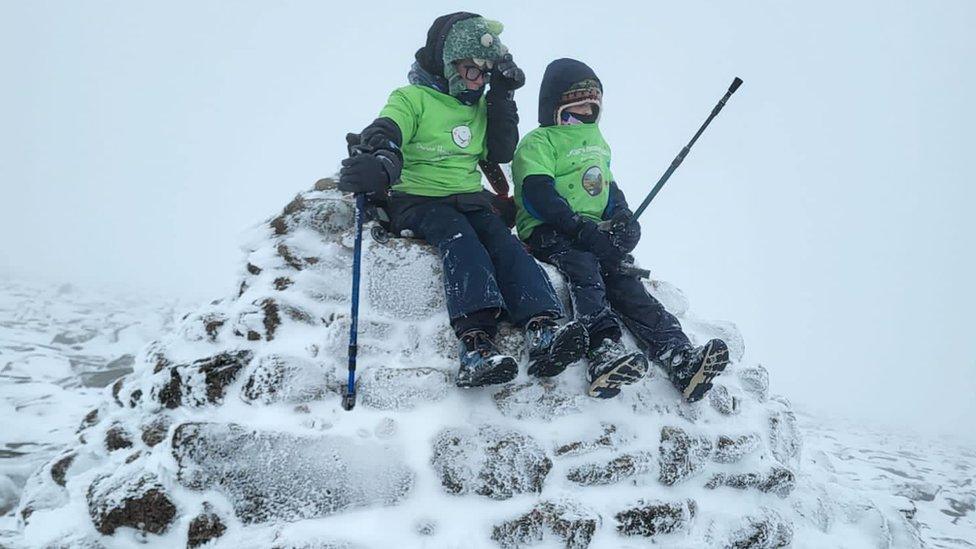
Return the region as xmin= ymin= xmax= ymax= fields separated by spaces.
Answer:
xmin=2 ymin=1 xmax=974 ymax=439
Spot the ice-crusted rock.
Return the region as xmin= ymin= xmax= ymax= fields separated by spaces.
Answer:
xmin=50 ymin=453 xmax=76 ymax=487
xmin=430 ymin=425 xmax=552 ymax=500
xmin=708 ymin=383 xmax=740 ymax=415
xmin=240 ymin=354 xmax=335 ymax=405
xmin=86 ymin=471 xmax=176 ymax=535
xmin=104 ymin=423 xmax=133 ymax=451
xmin=359 ymin=366 xmax=452 ymax=410
xmin=659 ymin=426 xmax=713 ymax=485
xmin=0 ymin=474 xmax=19 ymax=515
xmin=152 ymin=350 xmax=253 ymax=409
xmin=738 ymin=364 xmax=769 ymax=401
xmin=768 ymin=401 xmax=802 ymax=467
xmin=554 ymin=424 xmax=631 ymax=458
xmin=367 ymin=238 xmax=444 ymax=320
xmin=722 ymin=508 xmax=794 ymax=548
xmin=493 ymin=380 xmax=585 ymax=421
xmin=706 ymin=467 xmax=797 ymax=498
xmin=614 ymin=499 xmax=696 ymax=538
xmin=187 ymin=504 xmax=227 ymax=548
xmin=566 ymin=451 xmax=655 ymax=486
xmin=172 ymin=422 xmax=414 ymax=523
xmin=491 ymin=499 xmax=600 ymax=549
xmin=712 ymin=433 xmax=762 ymax=464
xmin=140 ymin=415 xmax=173 ymax=447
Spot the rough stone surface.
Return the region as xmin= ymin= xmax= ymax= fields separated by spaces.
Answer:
xmin=554 ymin=424 xmax=628 ymax=458
xmin=154 ymin=350 xmax=253 ymax=409
xmin=726 ymin=508 xmax=794 ymax=548
xmin=359 ymin=367 xmax=452 ymax=410
xmin=366 ymin=239 xmax=444 ymax=320
xmin=658 ymin=426 xmax=713 ymax=486
xmin=491 ymin=499 xmax=600 ymax=549
xmin=708 ymin=384 xmax=739 ymax=415
xmin=187 ymin=505 xmax=227 ymax=548
xmin=738 ymin=365 xmax=769 ymax=401
xmin=87 ymin=472 xmax=177 ymax=535
xmin=241 ymin=354 xmax=334 ymax=405
xmin=614 ymin=499 xmax=696 ymax=538
xmin=493 ymin=381 xmax=585 ymax=421
xmin=712 ymin=433 xmax=762 ymax=464
xmin=141 ymin=415 xmax=173 ymax=447
xmin=172 ymin=422 xmax=414 ymax=524
xmin=706 ymin=467 xmax=797 ymax=498
xmin=566 ymin=451 xmax=655 ymax=486
xmin=105 ymin=424 xmax=133 ymax=451
xmin=768 ymin=404 xmax=802 ymax=467
xmin=50 ymin=453 xmax=76 ymax=487
xmin=431 ymin=425 xmax=552 ymax=500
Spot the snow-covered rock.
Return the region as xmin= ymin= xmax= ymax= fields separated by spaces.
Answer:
xmin=2 ymin=181 xmax=931 ymax=548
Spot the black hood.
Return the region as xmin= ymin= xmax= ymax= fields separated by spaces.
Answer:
xmin=538 ymin=58 xmax=602 ymax=126
xmin=414 ymin=12 xmax=480 ymax=78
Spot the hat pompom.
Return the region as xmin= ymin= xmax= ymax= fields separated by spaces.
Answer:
xmin=485 ymin=20 xmax=504 ymax=35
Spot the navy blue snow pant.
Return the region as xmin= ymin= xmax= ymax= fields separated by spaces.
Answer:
xmin=389 ymin=191 xmax=563 ymax=337
xmin=525 ymin=225 xmax=690 ymax=359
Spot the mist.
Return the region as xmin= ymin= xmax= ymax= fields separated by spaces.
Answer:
xmin=2 ymin=0 xmax=973 ymax=440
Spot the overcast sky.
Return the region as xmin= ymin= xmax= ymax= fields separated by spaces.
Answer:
xmin=2 ymin=0 xmax=973 ymax=439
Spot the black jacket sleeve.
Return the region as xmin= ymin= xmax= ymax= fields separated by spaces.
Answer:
xmin=484 ymin=87 xmax=519 ymax=163
xmin=602 ymin=181 xmax=631 ymax=219
xmin=521 ymin=174 xmax=583 ymax=235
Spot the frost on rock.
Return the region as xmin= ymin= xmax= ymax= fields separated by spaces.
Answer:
xmin=738 ymin=364 xmax=769 ymax=401
xmin=493 ymin=380 xmax=585 ymax=421
xmin=566 ymin=451 xmax=656 ymax=487
xmin=705 ymin=467 xmax=797 ymax=498
xmin=172 ymin=422 xmax=414 ymax=523
xmin=554 ymin=423 xmax=631 ymax=458
xmin=366 ymin=238 xmax=444 ymax=320
xmin=240 ymin=354 xmax=336 ymax=405
xmin=712 ymin=433 xmax=762 ymax=464
xmin=187 ymin=504 xmax=227 ymax=548
xmin=658 ymin=426 xmax=713 ymax=486
xmin=430 ymin=425 xmax=552 ymax=500
xmin=491 ymin=499 xmax=600 ymax=549
xmin=358 ymin=366 xmax=452 ymax=410
xmin=614 ymin=499 xmax=696 ymax=538
xmin=768 ymin=402 xmax=802 ymax=468
xmin=683 ymin=317 xmax=746 ymax=363
xmin=708 ymin=383 xmax=740 ymax=415
xmin=152 ymin=350 xmax=253 ymax=409
xmin=722 ymin=507 xmax=794 ymax=549
xmin=86 ymin=471 xmax=176 ymax=535
xmin=645 ymin=279 xmax=689 ymax=317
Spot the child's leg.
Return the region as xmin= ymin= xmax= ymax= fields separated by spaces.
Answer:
xmin=603 ymin=267 xmax=691 ymax=361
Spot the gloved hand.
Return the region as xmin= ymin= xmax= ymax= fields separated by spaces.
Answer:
xmin=606 ymin=209 xmax=641 ymax=253
xmin=574 ymin=218 xmax=626 ymax=264
xmin=337 ymin=153 xmax=392 ymax=194
xmin=491 ymin=54 xmax=525 ymax=91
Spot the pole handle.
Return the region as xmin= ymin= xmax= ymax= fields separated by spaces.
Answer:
xmin=729 ymin=77 xmax=744 ymax=94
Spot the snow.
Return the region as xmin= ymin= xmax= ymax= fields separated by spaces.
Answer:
xmin=0 ymin=187 xmax=973 ymax=548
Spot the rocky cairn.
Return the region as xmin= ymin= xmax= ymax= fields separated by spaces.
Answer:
xmin=11 ymin=179 xmax=912 ymax=548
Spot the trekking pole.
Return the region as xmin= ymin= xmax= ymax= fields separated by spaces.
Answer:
xmin=630 ymin=77 xmax=743 ymax=221
xmin=341 ymin=144 xmax=370 ymax=411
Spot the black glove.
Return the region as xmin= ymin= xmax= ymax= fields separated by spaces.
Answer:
xmin=574 ymin=218 xmax=625 ymax=264
xmin=607 ymin=209 xmax=641 ymax=253
xmin=337 ymin=153 xmax=393 ymax=194
xmin=491 ymin=54 xmax=525 ymax=91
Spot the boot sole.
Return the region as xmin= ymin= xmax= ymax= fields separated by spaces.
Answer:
xmin=681 ymin=340 xmax=730 ymax=402
xmin=587 ymin=352 xmax=649 ymax=399
xmin=457 ymin=356 xmax=519 ymax=388
xmin=528 ymin=321 xmax=589 ymax=378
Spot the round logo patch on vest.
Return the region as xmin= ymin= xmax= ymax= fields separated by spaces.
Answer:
xmin=452 ymin=125 xmax=472 ymax=148
xmin=581 ymin=166 xmax=604 ymax=196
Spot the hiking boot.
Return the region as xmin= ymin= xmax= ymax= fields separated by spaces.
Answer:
xmin=663 ymin=339 xmax=730 ymax=402
xmin=525 ymin=317 xmax=588 ymax=378
xmin=586 ymin=338 xmax=648 ymax=399
xmin=456 ymin=330 xmax=518 ymax=388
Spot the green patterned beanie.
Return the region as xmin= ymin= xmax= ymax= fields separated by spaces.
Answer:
xmin=442 ymin=17 xmax=508 ymax=96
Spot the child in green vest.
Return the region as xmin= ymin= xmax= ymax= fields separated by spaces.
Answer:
xmin=512 ymin=58 xmax=729 ymax=401
xmin=338 ymin=14 xmax=587 ymax=388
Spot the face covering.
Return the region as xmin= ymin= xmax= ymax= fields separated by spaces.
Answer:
xmin=456 ymin=86 xmax=485 ymax=106
xmin=559 ymin=105 xmax=600 ymax=125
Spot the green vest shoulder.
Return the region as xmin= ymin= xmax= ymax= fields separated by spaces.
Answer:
xmin=512 ymin=124 xmax=614 ymax=240
xmin=379 ymin=85 xmax=487 ymax=197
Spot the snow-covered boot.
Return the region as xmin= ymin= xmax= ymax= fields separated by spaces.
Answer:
xmin=456 ymin=330 xmax=518 ymax=388
xmin=525 ymin=317 xmax=588 ymax=378
xmin=585 ymin=337 xmax=648 ymax=399
xmin=663 ymin=338 xmax=730 ymax=402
